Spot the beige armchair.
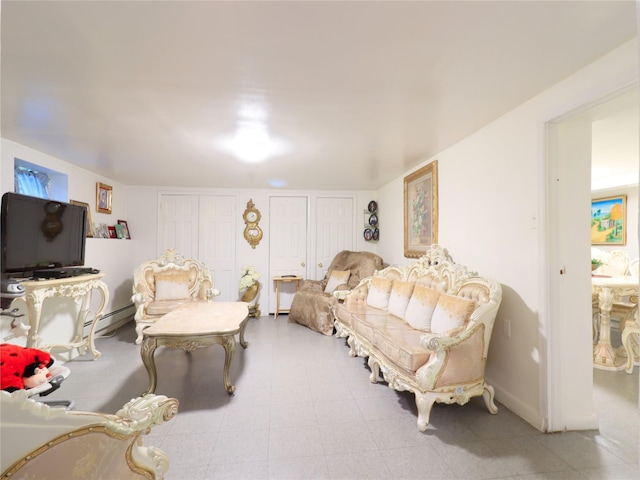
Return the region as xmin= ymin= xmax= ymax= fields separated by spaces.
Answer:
xmin=288 ymin=250 xmax=383 ymax=335
xmin=131 ymin=249 xmax=220 ymax=344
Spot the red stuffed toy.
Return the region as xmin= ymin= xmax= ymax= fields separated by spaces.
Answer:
xmin=0 ymin=343 xmax=53 ymax=392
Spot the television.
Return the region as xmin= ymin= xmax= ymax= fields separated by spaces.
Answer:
xmin=1 ymin=192 xmax=87 ymax=277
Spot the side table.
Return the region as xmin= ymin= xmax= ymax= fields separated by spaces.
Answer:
xmin=273 ymin=276 xmax=302 ymax=318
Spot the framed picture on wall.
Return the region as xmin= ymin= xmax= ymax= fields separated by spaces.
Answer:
xmin=591 ymin=195 xmax=626 ymax=246
xmin=404 ymin=160 xmax=438 ymax=258
xmin=96 ymin=182 xmax=112 ymax=214
xmin=69 ymin=200 xmax=94 ymax=237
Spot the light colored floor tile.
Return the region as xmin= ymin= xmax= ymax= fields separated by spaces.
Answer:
xmin=318 ymin=421 xmax=378 ymax=455
xmin=49 ymin=319 xmax=638 ymax=479
xmin=268 ymin=455 xmax=330 ymax=480
xmin=269 ymin=425 xmax=324 ymax=461
xmin=326 ymin=451 xmax=392 ymax=479
xmin=209 ymin=429 xmax=270 ymax=465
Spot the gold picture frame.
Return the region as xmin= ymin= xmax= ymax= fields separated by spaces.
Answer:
xmin=591 ymin=195 xmax=626 ymax=245
xmin=96 ymin=182 xmax=112 ymax=214
xmin=69 ymin=200 xmax=94 ymax=238
xmin=404 ymin=160 xmax=438 ymax=258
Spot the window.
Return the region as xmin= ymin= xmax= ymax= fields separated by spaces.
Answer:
xmin=14 ymin=159 xmax=68 ymax=201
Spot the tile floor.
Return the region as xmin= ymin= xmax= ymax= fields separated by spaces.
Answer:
xmin=45 ymin=316 xmax=639 ymax=480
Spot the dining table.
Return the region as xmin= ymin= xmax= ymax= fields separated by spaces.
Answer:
xmin=591 ymin=274 xmax=638 ymax=370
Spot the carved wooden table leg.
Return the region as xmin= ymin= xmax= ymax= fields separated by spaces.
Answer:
xmin=239 ymin=317 xmax=249 ymax=348
xmin=140 ymin=337 xmax=159 ymax=395
xmin=221 ymin=334 xmax=237 ymax=394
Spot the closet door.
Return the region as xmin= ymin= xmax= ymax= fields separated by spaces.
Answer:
xmin=269 ymin=196 xmax=308 ymax=314
xmin=199 ymin=196 xmax=237 ymax=302
xmin=314 ymin=196 xmax=354 ymax=280
xmin=158 ymin=195 xmax=199 ymax=257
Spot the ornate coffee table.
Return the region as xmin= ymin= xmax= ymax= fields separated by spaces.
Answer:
xmin=140 ymin=301 xmax=249 ymax=395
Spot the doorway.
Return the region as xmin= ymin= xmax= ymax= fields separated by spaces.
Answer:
xmin=546 ymin=85 xmax=639 ymax=431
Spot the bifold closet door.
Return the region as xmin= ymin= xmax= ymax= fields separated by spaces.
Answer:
xmin=269 ymin=196 xmax=308 ymax=314
xmin=314 ymin=196 xmax=354 ymax=280
xmin=158 ymin=195 xmax=199 ymax=258
xmin=199 ymin=196 xmax=237 ymax=302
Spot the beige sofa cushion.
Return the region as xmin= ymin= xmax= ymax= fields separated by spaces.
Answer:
xmin=372 ymin=326 xmax=431 ymax=373
xmin=431 ymin=293 xmax=475 ymax=334
xmin=324 ymin=269 xmax=351 ymax=293
xmin=366 ymin=277 xmax=393 ymax=310
xmin=155 ymin=271 xmax=190 ymax=300
xmin=404 ymin=285 xmax=441 ymax=331
xmin=387 ymin=280 xmax=414 ymax=319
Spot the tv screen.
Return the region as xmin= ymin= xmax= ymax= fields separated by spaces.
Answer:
xmin=1 ymin=192 xmax=87 ymax=276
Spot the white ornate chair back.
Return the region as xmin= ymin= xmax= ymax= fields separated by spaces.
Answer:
xmin=600 ymin=250 xmax=630 ymax=275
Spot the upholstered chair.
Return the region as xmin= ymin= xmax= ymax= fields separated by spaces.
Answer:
xmin=131 ymin=249 xmax=220 ymax=344
xmin=288 ymin=250 xmax=383 ymax=335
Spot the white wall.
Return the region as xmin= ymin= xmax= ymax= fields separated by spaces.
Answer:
xmin=126 ymin=187 xmax=378 ymax=314
xmin=1 ymin=140 xmax=135 ymax=343
xmin=377 ymin=39 xmax=638 ymax=431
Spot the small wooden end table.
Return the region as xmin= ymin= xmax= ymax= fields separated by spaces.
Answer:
xmin=272 ymin=276 xmax=303 ymax=318
xmin=140 ymin=301 xmax=249 ymax=395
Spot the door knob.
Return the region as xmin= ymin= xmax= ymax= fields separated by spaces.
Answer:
xmin=318 ymin=263 xmax=323 ymax=268
xmin=301 ymin=262 xmax=306 ymax=267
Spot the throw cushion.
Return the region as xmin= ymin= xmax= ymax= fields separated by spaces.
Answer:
xmin=155 ymin=271 xmax=191 ymax=300
xmin=404 ymin=285 xmax=441 ymax=331
xmin=324 ymin=269 xmax=351 ymax=293
xmin=430 ymin=293 xmax=475 ymax=334
xmin=387 ymin=280 xmax=415 ymax=319
xmin=366 ymin=276 xmax=394 ymax=310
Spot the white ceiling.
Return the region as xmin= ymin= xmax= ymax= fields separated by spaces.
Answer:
xmin=1 ymin=1 xmax=637 ymax=191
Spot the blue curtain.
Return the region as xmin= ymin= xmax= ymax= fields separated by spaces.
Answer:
xmin=14 ymin=167 xmax=49 ymax=199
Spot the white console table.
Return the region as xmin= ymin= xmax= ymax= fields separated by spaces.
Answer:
xmin=20 ymin=273 xmax=109 ymax=359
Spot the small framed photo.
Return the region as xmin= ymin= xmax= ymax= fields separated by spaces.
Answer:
xmin=114 ymin=223 xmax=126 ymax=239
xmin=96 ymin=182 xmax=112 ymax=214
xmin=117 ymin=220 xmax=131 ymax=239
xmin=69 ymin=200 xmax=94 ymax=237
xmin=107 ymin=225 xmax=117 ymax=238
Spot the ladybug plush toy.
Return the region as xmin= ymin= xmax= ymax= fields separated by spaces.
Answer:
xmin=0 ymin=343 xmax=54 ymax=392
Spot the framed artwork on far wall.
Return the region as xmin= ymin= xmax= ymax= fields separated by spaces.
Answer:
xmin=404 ymin=160 xmax=438 ymax=258
xmin=69 ymin=200 xmax=94 ymax=237
xmin=96 ymin=182 xmax=112 ymax=214
xmin=591 ymin=195 xmax=626 ymax=245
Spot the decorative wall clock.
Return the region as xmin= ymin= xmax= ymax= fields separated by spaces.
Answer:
xmin=242 ymin=199 xmax=263 ymax=249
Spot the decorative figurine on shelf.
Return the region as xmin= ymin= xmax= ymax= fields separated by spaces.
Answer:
xmin=239 ymin=265 xmax=261 ymax=318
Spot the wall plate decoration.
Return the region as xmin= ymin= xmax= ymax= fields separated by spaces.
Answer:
xmin=363 ymin=228 xmax=373 ymax=241
xmin=242 ymin=199 xmax=263 ymax=249
xmin=369 ymin=214 xmax=378 ymax=226
xmin=368 ymin=200 xmax=378 ymax=213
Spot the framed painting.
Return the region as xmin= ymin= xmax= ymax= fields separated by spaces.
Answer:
xmin=404 ymin=160 xmax=438 ymax=258
xmin=591 ymin=195 xmax=626 ymax=245
xmin=69 ymin=200 xmax=94 ymax=237
xmin=96 ymin=182 xmax=112 ymax=214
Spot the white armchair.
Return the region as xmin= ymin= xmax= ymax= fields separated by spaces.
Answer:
xmin=1 ymin=391 xmax=178 ymax=479
xmin=132 ymin=249 xmax=220 ymax=344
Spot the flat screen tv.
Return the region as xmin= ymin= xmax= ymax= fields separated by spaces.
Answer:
xmin=1 ymin=192 xmax=87 ymax=276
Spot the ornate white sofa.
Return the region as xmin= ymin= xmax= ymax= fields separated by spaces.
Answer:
xmin=1 ymin=391 xmax=178 ymax=479
xmin=332 ymin=245 xmax=502 ymax=431
xmin=132 ymin=249 xmax=220 ymax=344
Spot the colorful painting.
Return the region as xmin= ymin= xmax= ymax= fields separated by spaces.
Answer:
xmin=404 ymin=160 xmax=438 ymax=258
xmin=591 ymin=195 xmax=626 ymax=245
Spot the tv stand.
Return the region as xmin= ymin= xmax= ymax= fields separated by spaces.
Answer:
xmin=19 ymin=273 xmax=109 ymax=359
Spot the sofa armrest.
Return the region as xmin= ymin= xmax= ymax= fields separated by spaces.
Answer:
xmin=420 ymin=322 xmax=478 ymax=352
